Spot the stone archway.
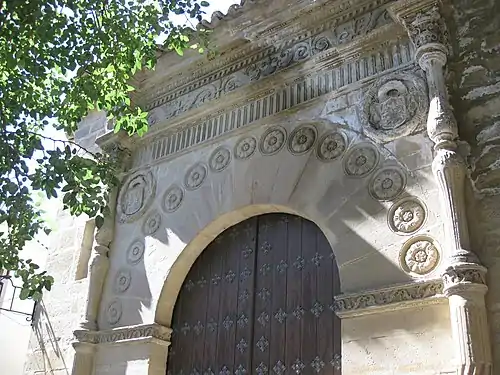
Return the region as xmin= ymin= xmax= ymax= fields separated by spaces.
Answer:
xmin=166 ymin=213 xmax=341 ymax=375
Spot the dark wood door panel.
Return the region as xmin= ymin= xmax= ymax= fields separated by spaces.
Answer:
xmin=167 ymin=214 xmax=340 ymax=375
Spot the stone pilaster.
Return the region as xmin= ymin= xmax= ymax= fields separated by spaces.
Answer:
xmin=389 ymin=1 xmax=492 ymax=374
xmin=71 ymin=342 xmax=95 ymax=375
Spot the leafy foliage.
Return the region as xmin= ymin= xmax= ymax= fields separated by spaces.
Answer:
xmin=0 ymin=0 xmax=210 ymax=300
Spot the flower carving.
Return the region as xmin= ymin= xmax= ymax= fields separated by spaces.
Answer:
xmin=143 ymin=211 xmax=161 ymax=235
xmin=288 ymin=126 xmax=316 ymax=155
xmin=106 ymin=299 xmax=123 ymax=325
xmin=369 ymin=167 xmax=406 ymax=201
xmin=162 ymin=185 xmax=184 ymax=213
xmin=184 ymin=163 xmax=207 ymax=190
xmin=317 ymin=131 xmax=347 ymax=161
xmin=259 ymin=126 xmax=286 ymax=155
xmin=127 ymin=240 xmax=145 ymax=265
xmin=400 ymin=236 xmax=440 ymax=276
xmin=235 ymin=136 xmax=257 ymax=160
xmin=114 ymin=268 xmax=132 ymax=293
xmin=343 ymin=144 xmax=379 ymax=177
xmin=389 ymin=198 xmax=426 ymax=234
xmin=209 ymin=146 xmax=231 ymax=172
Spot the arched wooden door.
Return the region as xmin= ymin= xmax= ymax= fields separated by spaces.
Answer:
xmin=167 ymin=213 xmax=341 ymax=375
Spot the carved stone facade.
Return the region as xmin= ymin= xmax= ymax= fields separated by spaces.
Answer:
xmin=23 ymin=1 xmax=500 ymax=375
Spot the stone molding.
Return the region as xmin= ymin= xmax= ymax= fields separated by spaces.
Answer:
xmin=333 ymin=279 xmax=445 ymax=318
xmin=130 ymin=39 xmax=415 ymax=169
xmin=139 ymin=0 xmax=396 ymax=110
xmin=74 ymin=323 xmax=172 ymax=346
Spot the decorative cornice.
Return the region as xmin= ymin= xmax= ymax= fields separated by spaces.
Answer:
xmin=73 ymin=323 xmax=172 ymax=346
xmin=333 ymin=279 xmax=445 ymax=318
xmin=129 ymin=39 xmax=414 ymax=169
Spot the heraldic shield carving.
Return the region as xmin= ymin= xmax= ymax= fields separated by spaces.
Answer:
xmin=358 ymin=70 xmax=428 ymax=142
xmin=117 ymin=171 xmax=156 ymax=223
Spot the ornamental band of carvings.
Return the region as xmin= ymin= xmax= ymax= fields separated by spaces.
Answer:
xmin=117 ymin=172 xmax=156 ymax=223
xmin=388 ymin=197 xmax=426 ymax=234
xmin=358 ymin=70 xmax=428 ymax=142
xmin=137 ymin=40 xmax=414 ymax=168
xmin=333 ymin=280 xmax=444 ymax=317
xmin=399 ymin=236 xmax=440 ymax=276
xmin=74 ymin=323 xmax=172 ymax=345
xmin=145 ymin=8 xmax=392 ymax=123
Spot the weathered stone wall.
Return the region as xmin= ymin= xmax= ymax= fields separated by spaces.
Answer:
xmin=446 ymin=0 xmax=500 ymax=369
xmin=23 ymin=113 xmax=107 ymax=375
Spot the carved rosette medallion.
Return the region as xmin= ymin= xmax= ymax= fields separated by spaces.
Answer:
xmin=106 ymin=299 xmax=123 ymax=325
xmin=235 ymin=136 xmax=257 ymax=160
xmin=162 ymin=185 xmax=184 ymax=213
xmin=388 ymin=197 xmax=426 ymax=235
xmin=288 ymin=125 xmax=317 ymax=155
xmin=316 ymin=131 xmax=347 ymax=162
xmin=343 ymin=144 xmax=380 ymax=177
xmin=209 ymin=146 xmax=232 ymax=172
xmin=259 ymin=126 xmax=287 ymax=155
xmin=358 ymin=71 xmax=428 ymax=142
xmin=184 ymin=163 xmax=208 ymax=190
xmin=143 ymin=211 xmax=161 ymax=235
xmin=369 ymin=166 xmax=407 ymax=201
xmin=117 ymin=171 xmax=156 ymax=223
xmin=114 ymin=268 xmax=132 ymax=293
xmin=400 ymin=236 xmax=440 ymax=277
xmin=127 ymin=240 xmax=145 ymax=265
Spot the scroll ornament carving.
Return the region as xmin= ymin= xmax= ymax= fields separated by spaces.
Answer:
xmin=389 ymin=198 xmax=426 ymax=234
xmin=400 ymin=236 xmax=440 ymax=276
xmin=117 ymin=172 xmax=156 ymax=223
xmin=343 ymin=144 xmax=379 ymax=177
xmin=114 ymin=268 xmax=132 ymax=293
xmin=333 ymin=280 xmax=443 ymax=315
xmin=209 ymin=147 xmax=232 ymax=172
xmin=260 ymin=126 xmax=287 ymax=155
xmin=288 ymin=126 xmax=317 ymax=155
xmin=235 ymin=136 xmax=257 ymax=160
xmin=369 ymin=166 xmax=406 ymax=201
xmin=358 ymin=71 xmax=428 ymax=142
xmin=127 ymin=240 xmax=145 ymax=265
xmin=143 ymin=211 xmax=162 ymax=235
xmin=316 ymin=131 xmax=347 ymax=162
xmin=442 ymin=267 xmax=487 ymax=289
xmin=407 ymin=7 xmax=448 ymax=51
xmin=106 ymin=299 xmax=123 ymax=325
xmin=184 ymin=163 xmax=208 ymax=190
xmin=74 ymin=323 xmax=172 ymax=344
xmin=162 ymin=185 xmax=184 ymax=213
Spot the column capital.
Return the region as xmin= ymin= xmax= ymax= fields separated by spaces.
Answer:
xmin=442 ymin=263 xmax=488 ymax=297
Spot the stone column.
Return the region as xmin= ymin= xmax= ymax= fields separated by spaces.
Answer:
xmin=389 ymin=1 xmax=492 ymax=374
xmin=72 ymin=342 xmax=95 ymax=375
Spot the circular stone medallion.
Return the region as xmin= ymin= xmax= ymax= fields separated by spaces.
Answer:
xmin=343 ymin=144 xmax=380 ymax=177
xmin=143 ymin=211 xmax=161 ymax=235
xmin=400 ymin=236 xmax=441 ymax=276
xmin=288 ymin=125 xmax=317 ymax=155
xmin=162 ymin=185 xmax=184 ymax=213
xmin=388 ymin=197 xmax=426 ymax=235
xmin=114 ymin=268 xmax=132 ymax=293
xmin=369 ymin=166 xmax=406 ymax=201
xmin=106 ymin=299 xmax=123 ymax=325
xmin=117 ymin=171 xmax=156 ymax=223
xmin=316 ymin=131 xmax=347 ymax=161
xmin=235 ymin=136 xmax=257 ymax=160
xmin=184 ymin=163 xmax=208 ymax=190
xmin=209 ymin=146 xmax=232 ymax=172
xmin=127 ymin=240 xmax=145 ymax=265
xmin=259 ymin=126 xmax=287 ymax=155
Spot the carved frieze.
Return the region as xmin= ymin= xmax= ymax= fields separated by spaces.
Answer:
xmin=399 ymin=235 xmax=441 ymax=277
xmin=333 ymin=280 xmax=444 ymax=318
xmin=358 ymin=70 xmax=428 ymax=142
xmin=117 ymin=172 xmax=156 ymax=223
xmin=74 ymin=323 xmax=172 ymax=345
xmin=138 ymin=40 xmax=414 ymax=168
xmin=146 ymin=8 xmax=392 ymax=126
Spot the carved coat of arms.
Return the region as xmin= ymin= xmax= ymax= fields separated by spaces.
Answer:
xmin=118 ymin=171 xmax=156 ymax=223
